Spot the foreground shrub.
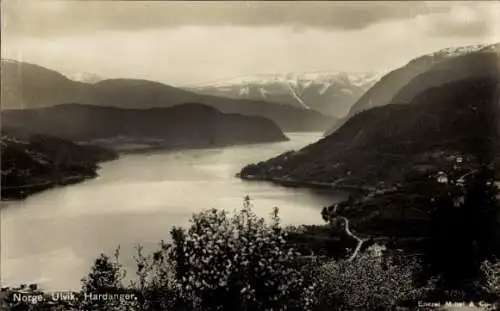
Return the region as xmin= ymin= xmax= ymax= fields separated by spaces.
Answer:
xmin=476 ymin=259 xmax=500 ymax=309
xmin=82 ymin=197 xmax=316 ymax=311
xmin=79 ymin=247 xmax=135 ymax=311
xmin=166 ymin=196 xmax=316 ymax=311
xmin=313 ymin=249 xmax=429 ymax=311
xmin=130 ymin=243 xmax=182 ymax=311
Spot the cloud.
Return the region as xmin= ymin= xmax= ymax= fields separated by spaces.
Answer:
xmin=4 ymin=20 xmax=497 ymax=87
xmin=2 ymin=1 xmax=498 ymax=86
xmin=417 ymin=4 xmax=500 ymax=38
xmin=2 ymin=1 xmax=457 ymax=37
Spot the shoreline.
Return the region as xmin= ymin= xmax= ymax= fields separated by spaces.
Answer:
xmin=1 ymin=173 xmax=98 ymax=202
xmin=236 ymin=174 xmax=371 ymax=194
xmin=1 ymin=153 xmax=119 ymax=202
xmin=108 ymin=137 xmax=290 ymax=155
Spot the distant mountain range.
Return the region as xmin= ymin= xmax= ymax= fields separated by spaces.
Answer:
xmin=187 ymin=71 xmax=383 ymax=117
xmin=326 ymin=42 xmax=500 ymax=135
xmin=1 ymin=60 xmax=335 ymax=132
xmin=239 ymin=43 xmax=500 ymax=191
xmin=65 ymin=71 xmax=104 ymax=84
xmin=1 ymin=127 xmax=117 ymax=200
xmin=1 ymin=103 xmax=289 ymax=152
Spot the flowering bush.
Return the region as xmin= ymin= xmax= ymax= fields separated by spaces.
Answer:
xmin=477 ymin=259 xmax=500 ymax=307
xmin=313 ymin=250 xmax=428 ymax=311
xmin=166 ymin=196 xmax=316 ymax=311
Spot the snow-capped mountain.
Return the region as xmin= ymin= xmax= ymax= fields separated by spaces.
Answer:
xmin=186 ymin=71 xmax=384 ymax=117
xmin=427 ymin=42 xmax=499 ymax=58
xmin=325 ymin=41 xmax=500 ymax=136
xmin=348 ymin=42 xmax=500 ymax=118
xmin=403 ymin=42 xmax=499 ymax=72
xmin=65 ymin=72 xmax=104 ymax=84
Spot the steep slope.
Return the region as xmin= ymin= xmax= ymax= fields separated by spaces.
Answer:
xmin=348 ymin=43 xmax=498 ymax=117
xmin=390 ymin=52 xmax=499 ymax=105
xmin=1 ymin=103 xmax=289 ymax=151
xmin=239 ymin=77 xmax=500 ymax=190
xmin=1 ymin=60 xmax=335 ymax=132
xmin=325 ymin=42 xmax=499 ymax=135
xmin=188 ymin=72 xmax=382 ymax=117
xmin=0 ymin=59 xmax=91 ymax=110
xmin=1 ymin=126 xmax=118 ymax=200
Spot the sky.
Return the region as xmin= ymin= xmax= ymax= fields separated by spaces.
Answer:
xmin=2 ymin=1 xmax=500 ymax=86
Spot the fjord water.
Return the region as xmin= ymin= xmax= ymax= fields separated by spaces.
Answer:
xmin=1 ymin=132 xmax=345 ymax=291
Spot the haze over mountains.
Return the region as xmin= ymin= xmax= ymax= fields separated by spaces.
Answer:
xmin=187 ymin=71 xmax=383 ymax=117
xmin=0 ymin=60 xmax=335 ymax=132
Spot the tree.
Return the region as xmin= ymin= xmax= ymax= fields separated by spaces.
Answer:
xmin=79 ymin=247 xmax=133 ymax=311
xmin=129 ymin=243 xmax=181 ymax=311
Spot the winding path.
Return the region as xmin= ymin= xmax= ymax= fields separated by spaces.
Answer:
xmin=338 ymin=216 xmax=366 ymax=262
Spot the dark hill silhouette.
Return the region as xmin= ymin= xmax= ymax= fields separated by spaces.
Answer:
xmin=390 ymin=52 xmax=500 ymax=105
xmin=1 ymin=126 xmax=118 ymax=200
xmin=239 ymin=76 xmax=500 ymax=190
xmin=1 ymin=60 xmax=91 ymax=109
xmin=1 ymin=103 xmax=289 ymax=151
xmin=325 ymin=43 xmax=499 ymax=135
xmin=1 ymin=60 xmax=335 ymax=132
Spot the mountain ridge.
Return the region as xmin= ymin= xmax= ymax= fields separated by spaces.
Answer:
xmin=325 ymin=42 xmax=500 ymax=135
xmin=187 ymin=71 xmax=383 ymax=117
xmin=348 ymin=42 xmax=499 ymax=117
xmin=1 ymin=60 xmax=335 ymax=132
xmin=1 ymin=102 xmax=290 ymax=152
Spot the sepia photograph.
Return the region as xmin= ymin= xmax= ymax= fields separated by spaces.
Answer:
xmin=0 ymin=1 xmax=499 ymax=310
